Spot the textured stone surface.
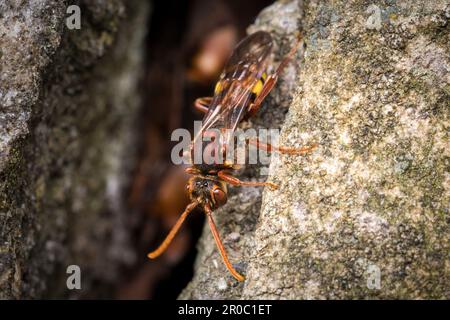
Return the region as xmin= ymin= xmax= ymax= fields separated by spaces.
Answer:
xmin=180 ymin=0 xmax=449 ymax=299
xmin=0 ymin=0 xmax=148 ymax=298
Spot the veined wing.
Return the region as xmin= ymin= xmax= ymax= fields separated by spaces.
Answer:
xmin=195 ymin=31 xmax=273 ymax=145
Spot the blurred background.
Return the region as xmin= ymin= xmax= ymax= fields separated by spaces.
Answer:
xmin=116 ymin=0 xmax=273 ymax=299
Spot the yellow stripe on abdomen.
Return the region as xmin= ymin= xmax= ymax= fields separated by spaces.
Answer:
xmin=214 ymin=81 xmax=222 ymax=94
xmin=251 ymin=72 xmax=267 ymax=96
xmin=251 ymin=79 xmax=264 ymax=95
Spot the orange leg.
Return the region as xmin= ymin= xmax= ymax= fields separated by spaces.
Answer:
xmin=194 ymin=97 xmax=212 ymax=114
xmin=204 ymin=204 xmax=245 ymax=282
xmin=218 ymin=170 xmax=278 ymax=190
xmin=247 ymin=34 xmax=303 ymax=118
xmin=248 ymin=138 xmax=318 ymax=155
xmin=274 ymin=33 xmax=303 ymax=78
xmin=147 ymin=201 xmax=198 ymax=259
xmin=185 ymin=166 xmax=200 ymax=175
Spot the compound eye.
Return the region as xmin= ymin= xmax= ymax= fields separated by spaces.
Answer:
xmin=212 ymin=186 xmax=227 ymax=207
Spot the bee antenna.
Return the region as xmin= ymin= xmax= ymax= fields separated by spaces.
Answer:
xmin=147 ymin=201 xmax=198 ymax=259
xmin=204 ymin=204 xmax=245 ymax=282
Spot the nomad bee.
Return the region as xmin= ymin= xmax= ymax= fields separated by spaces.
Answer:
xmin=148 ymin=31 xmax=316 ymax=281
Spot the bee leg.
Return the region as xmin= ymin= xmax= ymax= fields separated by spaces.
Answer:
xmin=194 ymin=97 xmax=212 ymax=114
xmin=218 ymin=170 xmax=278 ymax=190
xmin=245 ymin=77 xmax=277 ymax=119
xmin=185 ymin=166 xmax=199 ymax=175
xmin=246 ymin=35 xmax=303 ymax=119
xmin=204 ymin=204 xmax=245 ymax=282
xmin=248 ymin=138 xmax=318 ymax=155
xmin=274 ymin=32 xmax=303 ymax=77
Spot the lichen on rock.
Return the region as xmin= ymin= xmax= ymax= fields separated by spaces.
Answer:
xmin=0 ymin=0 xmax=149 ymax=298
xmin=180 ymin=0 xmax=449 ymax=299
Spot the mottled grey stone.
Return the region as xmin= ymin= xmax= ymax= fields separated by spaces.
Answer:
xmin=0 ymin=0 xmax=149 ymax=298
xmin=180 ymin=0 xmax=449 ymax=299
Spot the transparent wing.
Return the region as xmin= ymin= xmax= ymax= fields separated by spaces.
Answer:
xmin=198 ymin=31 xmax=273 ymax=141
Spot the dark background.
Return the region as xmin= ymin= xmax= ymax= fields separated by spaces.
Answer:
xmin=116 ymin=0 xmax=273 ymax=299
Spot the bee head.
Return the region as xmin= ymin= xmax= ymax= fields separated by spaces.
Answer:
xmin=186 ymin=177 xmax=228 ymax=210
